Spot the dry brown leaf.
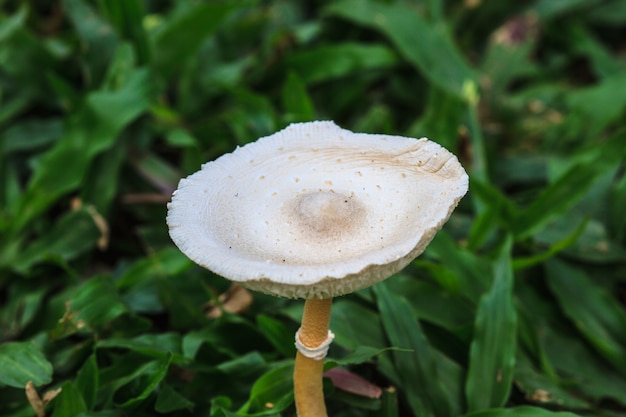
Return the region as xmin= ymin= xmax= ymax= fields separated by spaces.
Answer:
xmin=86 ymin=205 xmax=110 ymax=250
xmin=205 ymin=284 xmax=253 ymax=318
xmin=69 ymin=198 xmax=110 ymax=250
xmin=42 ymin=387 xmax=62 ymax=404
xmin=26 ymin=381 xmax=45 ymax=417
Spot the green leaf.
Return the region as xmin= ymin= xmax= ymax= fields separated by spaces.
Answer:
xmin=386 ymin=274 xmax=475 ymax=331
xmin=461 ymin=406 xmax=582 ymax=417
xmin=0 ymin=5 xmax=27 ymax=40
xmin=151 ymin=1 xmax=245 ymax=79
xmin=0 ymin=283 xmax=46 ymax=338
xmin=282 ymin=72 xmax=315 ymax=123
xmin=327 ymin=346 xmax=406 ymax=367
xmin=75 ymin=354 xmax=99 ymax=410
xmin=469 ymin=180 xmax=520 ymax=235
xmin=546 ymin=259 xmax=626 ymax=376
xmin=63 ymin=0 xmax=119 ymax=85
xmin=326 ymin=0 xmax=476 ymax=97
xmin=517 ymin=281 xmax=626 ymax=406
xmin=216 ymin=352 xmax=267 ymax=379
xmin=0 ymin=341 xmax=53 ymax=387
xmin=480 ymin=33 xmax=539 ymax=96
xmin=10 ymin=207 xmax=101 ymax=273
xmin=568 ymin=23 xmax=624 ymax=79
xmin=465 ymin=237 xmax=517 ymax=412
xmin=238 ymin=361 xmax=294 ymax=415
xmin=534 ymin=214 xmax=626 ymax=263
xmin=211 ymin=396 xmax=240 ymax=417
xmin=512 ymin=218 xmax=587 ymax=269
xmin=97 ymin=333 xmax=183 ymax=360
xmin=466 ymin=83 xmax=489 ymax=188
xmin=331 ymin=299 xmax=387 ymax=350
xmin=285 ymin=42 xmax=398 ymax=84
xmin=589 ymin=0 xmax=626 ymax=25
xmin=0 ymin=12 xmax=57 ymax=95
xmin=372 ymin=387 xmax=399 ymax=417
xmin=409 ymin=85 xmax=465 ymax=151
xmin=71 ymin=275 xmax=129 ymax=328
xmin=154 ymin=382 xmax=194 ymax=413
xmin=514 ymin=352 xmax=589 ymax=409
xmin=80 ymin=138 xmax=126 ymax=215
xmin=514 ymin=129 xmax=626 ymax=238
xmin=466 ymin=202 xmax=500 ymax=250
xmin=224 ymin=88 xmax=278 ymax=142
xmin=115 ymin=248 xmax=193 ymax=315
xmin=564 ymin=74 xmax=626 ymax=138
xmin=182 ymin=320 xmax=258 ymax=360
xmin=116 ymin=248 xmax=193 ymax=290
xmin=374 ymin=281 xmax=453 ymax=417
xmin=425 ymin=231 xmax=492 ymax=302
xmin=610 ymin=171 xmax=626 ymax=241
xmin=51 ymin=381 xmax=88 ymax=417
xmin=117 ymin=353 xmax=172 ymax=407
xmin=98 ymin=0 xmax=151 ymax=65
xmin=1 ymin=118 xmax=63 ymax=154
xmin=533 ymin=0 xmax=601 ymax=20
xmin=12 ymin=63 xmax=154 ymax=233
xmin=257 ymin=314 xmax=296 ymax=358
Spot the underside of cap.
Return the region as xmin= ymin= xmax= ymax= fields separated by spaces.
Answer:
xmin=167 ymin=121 xmax=468 ymax=299
xmin=239 ymin=227 xmax=441 ymax=299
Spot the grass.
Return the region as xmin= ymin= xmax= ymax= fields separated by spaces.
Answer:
xmin=1 ymin=0 xmax=626 ymax=416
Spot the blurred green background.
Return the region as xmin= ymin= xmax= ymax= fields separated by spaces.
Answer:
xmin=1 ymin=0 xmax=625 ymax=416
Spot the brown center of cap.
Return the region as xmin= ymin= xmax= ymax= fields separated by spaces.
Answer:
xmin=293 ymin=191 xmax=365 ymax=238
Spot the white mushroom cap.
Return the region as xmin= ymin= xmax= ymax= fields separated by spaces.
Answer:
xmin=167 ymin=121 xmax=468 ymax=299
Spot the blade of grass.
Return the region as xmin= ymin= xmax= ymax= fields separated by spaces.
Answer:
xmin=546 ymin=259 xmax=626 ymax=376
xmin=51 ymin=381 xmax=88 ymax=417
xmin=285 ymin=42 xmax=398 ymax=85
xmin=512 ymin=218 xmax=587 ymax=270
xmin=257 ymin=314 xmax=296 ymax=358
xmin=461 ymin=405 xmax=582 ymax=417
xmin=63 ymin=0 xmax=119 ymax=85
xmin=426 ymin=231 xmax=492 ymax=303
xmin=10 ymin=49 xmax=154 ymax=234
xmin=514 ymin=129 xmax=626 ymax=239
xmin=75 ymin=354 xmax=99 ymax=410
xmin=151 ymin=1 xmax=246 ymax=79
xmin=282 ymin=72 xmax=315 ymax=123
xmin=98 ymin=0 xmax=151 ymax=64
xmin=409 ymin=85 xmax=465 ymax=151
xmin=10 ymin=207 xmax=101 ymax=274
xmin=465 ymin=236 xmax=517 ymax=412
xmin=118 ymin=353 xmax=173 ymax=407
xmin=372 ymin=387 xmax=399 ymax=417
xmin=155 ymin=382 xmax=195 ymax=413
xmin=326 ymin=0 xmax=476 ymax=97
xmin=464 ymin=81 xmax=489 ymax=186
xmin=374 ymin=281 xmax=454 ymax=417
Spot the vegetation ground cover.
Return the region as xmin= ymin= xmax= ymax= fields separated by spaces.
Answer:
xmin=1 ymin=1 xmax=625 ymax=416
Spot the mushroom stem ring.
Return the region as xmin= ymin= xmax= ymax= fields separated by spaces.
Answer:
xmin=295 ymin=329 xmax=335 ymax=360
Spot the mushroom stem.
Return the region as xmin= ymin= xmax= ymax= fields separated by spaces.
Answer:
xmin=294 ymin=297 xmax=333 ymax=417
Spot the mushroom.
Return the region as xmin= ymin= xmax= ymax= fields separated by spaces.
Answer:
xmin=167 ymin=121 xmax=468 ymax=417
